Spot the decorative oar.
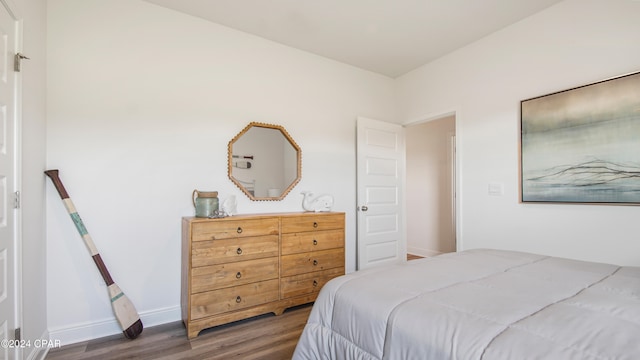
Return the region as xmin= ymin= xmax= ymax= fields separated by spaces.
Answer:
xmin=45 ymin=169 xmax=143 ymax=339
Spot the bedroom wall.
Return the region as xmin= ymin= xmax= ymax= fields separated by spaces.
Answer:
xmin=46 ymin=0 xmax=395 ymax=344
xmin=396 ymin=0 xmax=640 ymax=266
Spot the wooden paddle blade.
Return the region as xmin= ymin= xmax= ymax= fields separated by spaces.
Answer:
xmin=123 ymin=319 xmax=144 ymax=340
xmin=108 ymin=283 xmax=143 ymax=339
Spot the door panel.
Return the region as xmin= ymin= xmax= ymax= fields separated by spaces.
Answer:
xmin=356 ymin=117 xmax=405 ymax=270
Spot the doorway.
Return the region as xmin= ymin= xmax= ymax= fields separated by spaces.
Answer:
xmin=406 ymin=115 xmax=457 ymax=257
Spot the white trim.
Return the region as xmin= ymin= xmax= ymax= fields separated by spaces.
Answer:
xmin=407 ymin=246 xmax=442 ymax=258
xmin=0 ymin=0 xmax=19 ymax=19
xmin=1 ymin=0 xmax=23 ymax=356
xmin=450 ymin=132 xmax=457 ymax=250
xmin=48 ymin=305 xmax=181 ymax=346
xmin=454 ymin=114 xmax=462 ymax=252
xmin=25 ymin=329 xmax=49 ymax=360
xmin=402 ymin=109 xmax=457 ymax=126
xmin=13 ymin=18 xmax=24 ymax=360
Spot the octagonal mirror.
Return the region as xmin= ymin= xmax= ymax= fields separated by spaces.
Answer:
xmin=228 ymin=122 xmax=301 ymax=201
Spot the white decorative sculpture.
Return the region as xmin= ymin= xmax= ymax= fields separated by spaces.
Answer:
xmin=222 ymin=195 xmax=237 ymax=216
xmin=301 ymin=191 xmax=334 ymax=212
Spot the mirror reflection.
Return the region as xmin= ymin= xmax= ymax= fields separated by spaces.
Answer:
xmin=228 ymin=122 xmax=301 ymax=201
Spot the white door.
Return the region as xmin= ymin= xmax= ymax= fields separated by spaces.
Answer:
xmin=0 ymin=3 xmax=17 ymax=359
xmin=356 ymin=117 xmax=406 ymax=270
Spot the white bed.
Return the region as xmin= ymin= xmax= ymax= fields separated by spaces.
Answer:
xmin=293 ymin=249 xmax=640 ymax=359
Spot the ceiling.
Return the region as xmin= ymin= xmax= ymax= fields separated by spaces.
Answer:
xmin=142 ymin=0 xmax=564 ymax=78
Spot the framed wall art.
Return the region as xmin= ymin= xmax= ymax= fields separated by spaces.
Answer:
xmin=520 ymin=71 xmax=640 ymax=205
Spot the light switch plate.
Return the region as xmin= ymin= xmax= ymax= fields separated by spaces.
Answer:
xmin=488 ymin=182 xmax=504 ymax=196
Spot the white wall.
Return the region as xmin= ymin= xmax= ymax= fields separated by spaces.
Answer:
xmin=20 ymin=0 xmax=49 ymax=359
xmin=46 ymin=0 xmax=395 ymax=344
xmin=397 ymin=0 xmax=640 ymax=266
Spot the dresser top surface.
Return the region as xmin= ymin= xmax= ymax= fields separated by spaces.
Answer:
xmin=183 ymin=211 xmax=345 ymax=223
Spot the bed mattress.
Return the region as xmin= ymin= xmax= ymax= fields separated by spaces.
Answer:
xmin=293 ymin=249 xmax=640 ymax=359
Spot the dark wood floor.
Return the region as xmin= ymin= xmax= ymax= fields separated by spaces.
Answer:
xmin=45 ymin=304 xmax=313 ymax=360
xmin=47 ymin=255 xmax=424 ymax=360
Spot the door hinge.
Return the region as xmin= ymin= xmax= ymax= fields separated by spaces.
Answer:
xmin=14 ymin=191 xmax=20 ymax=209
xmin=14 ymin=328 xmax=21 ymax=341
xmin=14 ymin=53 xmax=29 ymax=72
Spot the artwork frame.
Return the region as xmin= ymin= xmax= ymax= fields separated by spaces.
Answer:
xmin=520 ymin=71 xmax=640 ymax=205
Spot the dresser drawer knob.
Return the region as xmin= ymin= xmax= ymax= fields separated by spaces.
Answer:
xmin=313 ymin=239 xmax=318 ymax=246
xmin=236 ymin=247 xmax=243 ymax=255
xmin=236 ymin=272 xmax=242 ymax=279
xmin=313 ymin=222 xmax=318 ymax=228
xmin=235 ymin=296 xmax=242 ymax=303
xmin=313 ymin=280 xmax=318 ymax=287
xmin=313 ymin=259 xmax=318 ymax=266
xmin=237 ymin=227 xmax=243 ymax=234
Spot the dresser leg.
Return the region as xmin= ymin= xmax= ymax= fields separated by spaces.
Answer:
xmin=272 ymin=307 xmax=286 ymax=316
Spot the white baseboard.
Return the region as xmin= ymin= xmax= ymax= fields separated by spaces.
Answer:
xmin=48 ymin=305 xmax=181 ymax=346
xmin=25 ymin=329 xmax=50 ymax=360
xmin=407 ymin=246 xmax=443 ymax=258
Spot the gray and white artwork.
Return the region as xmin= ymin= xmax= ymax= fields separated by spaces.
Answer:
xmin=521 ymin=72 xmax=640 ymax=204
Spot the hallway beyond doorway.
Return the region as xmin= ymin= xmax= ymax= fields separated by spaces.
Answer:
xmin=406 ymin=115 xmax=457 ymax=257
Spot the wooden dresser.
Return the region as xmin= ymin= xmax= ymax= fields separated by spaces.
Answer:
xmin=181 ymin=212 xmax=345 ymax=338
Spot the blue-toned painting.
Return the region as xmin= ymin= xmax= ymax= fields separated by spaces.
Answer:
xmin=521 ymin=71 xmax=640 ymax=204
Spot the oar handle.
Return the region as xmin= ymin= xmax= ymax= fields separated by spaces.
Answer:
xmin=45 ymin=169 xmax=70 ymax=199
xmin=45 ymin=169 xmax=114 ymax=285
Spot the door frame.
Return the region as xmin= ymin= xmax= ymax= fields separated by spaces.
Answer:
xmin=1 ymin=0 xmax=23 ymax=352
xmin=403 ymin=111 xmax=460 ymax=252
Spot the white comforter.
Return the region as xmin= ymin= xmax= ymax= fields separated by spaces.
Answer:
xmin=293 ymin=249 xmax=640 ymax=359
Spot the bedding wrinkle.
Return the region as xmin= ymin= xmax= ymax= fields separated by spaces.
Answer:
xmin=590 ymin=266 xmax=640 ymax=300
xmin=483 ymin=264 xmax=635 ymax=359
xmin=565 ymin=266 xmax=640 ymax=326
xmin=489 ymin=305 xmax=616 ymax=360
xmin=294 ymin=323 xmax=380 ymax=360
xmin=380 ymin=252 xmax=551 ymax=359
xmin=334 ymin=256 xmax=519 ymax=358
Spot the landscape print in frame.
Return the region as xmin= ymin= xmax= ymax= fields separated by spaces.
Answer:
xmin=520 ymin=71 xmax=640 ymax=204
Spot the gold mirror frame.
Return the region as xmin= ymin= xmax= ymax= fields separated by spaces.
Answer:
xmin=228 ymin=122 xmax=302 ymax=201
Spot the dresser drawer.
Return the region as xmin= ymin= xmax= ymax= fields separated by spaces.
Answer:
xmin=191 ymin=235 xmax=278 ymax=267
xmin=191 ymin=218 xmax=279 ymax=241
xmin=191 ymin=257 xmax=278 ymax=294
xmin=190 ymin=279 xmax=279 ymax=320
xmin=280 ymin=267 xmax=344 ymax=299
xmin=281 ymin=229 xmax=344 ymax=255
xmin=281 ymin=248 xmax=344 ymax=277
xmin=281 ymin=213 xmax=344 ymax=234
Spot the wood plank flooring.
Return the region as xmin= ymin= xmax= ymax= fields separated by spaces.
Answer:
xmin=45 ymin=304 xmax=312 ymax=360
xmin=47 ymin=255 xmax=424 ymax=360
